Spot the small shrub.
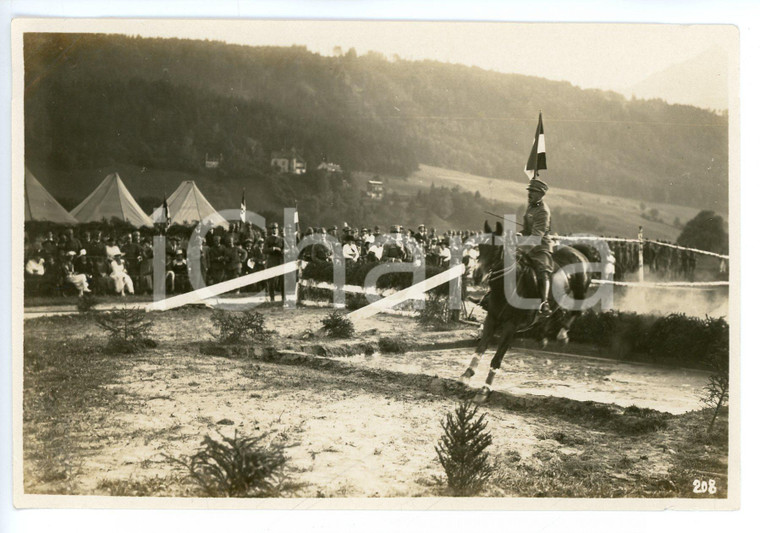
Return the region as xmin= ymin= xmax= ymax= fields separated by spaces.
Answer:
xmin=345 ymin=293 xmax=369 ymax=311
xmin=417 ymin=293 xmax=456 ymax=330
xmin=94 ymin=305 xmax=155 ymax=354
xmin=378 ymin=336 xmax=410 ymax=353
xmin=178 ymin=431 xmax=290 ymax=497
xmin=211 ymin=310 xmax=273 ymax=344
xmin=701 ymin=336 xmax=729 ymax=432
xmin=321 ymin=311 xmax=355 ymax=338
xmin=77 ymin=292 xmax=98 ymax=313
xmin=435 ymin=401 xmax=494 ymax=496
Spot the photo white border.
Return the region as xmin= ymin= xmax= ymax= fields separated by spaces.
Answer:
xmin=2 ymin=1 xmax=757 ymax=531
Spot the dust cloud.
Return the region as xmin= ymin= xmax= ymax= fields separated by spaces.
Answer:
xmin=611 ymin=285 xmax=728 ymax=319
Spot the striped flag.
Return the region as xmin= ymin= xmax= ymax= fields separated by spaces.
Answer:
xmin=162 ymin=193 xmax=171 ymax=224
xmin=524 ymin=112 xmax=547 ymax=180
xmin=240 ymin=188 xmax=246 ymax=223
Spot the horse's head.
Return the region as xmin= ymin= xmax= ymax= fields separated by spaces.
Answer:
xmin=472 ymin=220 xmax=505 ymax=285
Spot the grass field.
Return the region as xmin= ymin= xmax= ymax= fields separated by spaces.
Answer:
xmin=371 ymin=165 xmax=717 ymax=241
xmin=32 ymin=160 xmax=720 ymax=243
xmin=22 ymin=307 xmax=729 ymax=499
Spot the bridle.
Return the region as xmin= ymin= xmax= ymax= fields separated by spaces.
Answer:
xmin=479 ymin=240 xmax=520 ymax=285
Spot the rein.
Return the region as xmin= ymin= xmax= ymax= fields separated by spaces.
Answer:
xmin=482 ymin=246 xmax=522 ymax=284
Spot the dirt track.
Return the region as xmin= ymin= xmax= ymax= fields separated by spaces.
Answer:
xmin=21 ymin=308 xmax=727 ymax=498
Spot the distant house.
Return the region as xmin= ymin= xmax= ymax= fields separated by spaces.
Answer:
xmin=317 ymin=161 xmax=342 ymax=173
xmin=205 ymin=153 xmax=222 ymax=169
xmin=367 ymin=180 xmax=384 ymax=200
xmin=271 ymin=149 xmax=306 ymax=175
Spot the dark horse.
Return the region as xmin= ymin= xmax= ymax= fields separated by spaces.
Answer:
xmin=461 ymin=221 xmax=595 ymax=403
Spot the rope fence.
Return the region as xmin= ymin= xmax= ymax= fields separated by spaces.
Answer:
xmin=556 ymin=235 xmax=729 ymax=260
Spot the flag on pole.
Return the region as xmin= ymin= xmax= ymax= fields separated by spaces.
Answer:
xmin=240 ymin=188 xmax=246 ymax=223
xmin=162 ymin=193 xmax=171 ymax=224
xmin=524 ymin=112 xmax=547 ymax=180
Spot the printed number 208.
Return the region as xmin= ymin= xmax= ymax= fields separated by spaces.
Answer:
xmin=693 ymin=479 xmax=717 ymax=494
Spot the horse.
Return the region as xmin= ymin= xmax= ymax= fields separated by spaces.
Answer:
xmin=460 ymin=220 xmax=595 ymax=403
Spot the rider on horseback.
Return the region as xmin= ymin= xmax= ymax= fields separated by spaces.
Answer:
xmin=521 ymin=178 xmax=553 ymax=317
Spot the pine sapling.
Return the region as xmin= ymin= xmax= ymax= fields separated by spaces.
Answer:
xmin=435 ymin=400 xmax=494 ymax=496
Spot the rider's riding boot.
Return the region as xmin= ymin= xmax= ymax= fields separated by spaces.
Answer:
xmin=538 ymin=271 xmax=552 ymax=317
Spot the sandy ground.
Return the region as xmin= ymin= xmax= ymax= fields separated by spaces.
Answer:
xmin=22 ymin=346 xmax=690 ymax=498
xmin=28 ymin=305 xmax=706 ymax=415
xmin=344 ymin=347 xmax=708 ymax=415
xmin=22 ymin=307 xmax=727 ymax=498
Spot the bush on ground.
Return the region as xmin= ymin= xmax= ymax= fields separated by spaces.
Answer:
xmin=77 ymin=292 xmax=98 ymax=313
xmin=211 ymin=309 xmax=273 ymax=344
xmin=321 ymin=311 xmax=355 ymax=338
xmin=179 ymin=431 xmax=290 ymax=497
xmin=377 ymin=337 xmax=410 ymax=353
xmin=94 ymin=305 xmax=156 ymax=354
xmin=565 ymin=311 xmax=727 ymax=368
xmin=417 ymin=293 xmax=457 ymax=330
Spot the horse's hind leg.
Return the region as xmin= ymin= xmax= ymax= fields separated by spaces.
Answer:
xmin=474 ymin=322 xmax=516 ymax=403
xmin=460 ymin=313 xmax=497 ymax=383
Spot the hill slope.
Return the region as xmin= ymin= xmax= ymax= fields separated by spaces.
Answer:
xmin=624 ymin=46 xmax=729 ymax=112
xmin=24 ymin=33 xmax=729 ymax=212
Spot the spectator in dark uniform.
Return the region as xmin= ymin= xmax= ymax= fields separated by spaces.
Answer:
xmin=264 ymin=222 xmax=285 ymax=302
xmin=122 ymin=232 xmax=142 ymax=291
xmin=138 ymin=237 xmax=154 ymax=294
xmin=298 ymin=227 xmax=315 ymax=261
xmin=208 ymin=235 xmax=227 ymax=285
xmin=312 ymin=228 xmax=333 ymax=263
xmin=383 ymin=226 xmax=406 ymax=262
xmin=224 ymin=236 xmax=247 ymax=293
xmin=40 ymin=232 xmax=58 ymax=261
xmin=166 ymin=249 xmax=189 ymax=293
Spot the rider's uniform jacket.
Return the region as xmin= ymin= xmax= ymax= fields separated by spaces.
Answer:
xmin=521 ymin=200 xmax=553 ymax=248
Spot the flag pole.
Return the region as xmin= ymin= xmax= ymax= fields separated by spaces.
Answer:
xmin=535 ymin=110 xmax=542 ymax=178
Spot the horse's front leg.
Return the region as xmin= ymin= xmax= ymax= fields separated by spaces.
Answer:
xmin=460 ymin=313 xmax=497 ymax=383
xmin=474 ymin=322 xmax=516 ymax=403
xmin=556 ymin=310 xmax=579 ymax=345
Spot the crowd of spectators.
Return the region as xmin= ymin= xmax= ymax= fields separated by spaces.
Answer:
xmin=23 ymin=221 xmax=711 ymax=299
xmin=607 ymin=240 xmax=698 ymax=281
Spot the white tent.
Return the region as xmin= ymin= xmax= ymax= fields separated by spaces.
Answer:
xmin=24 ymin=167 xmax=78 ymax=224
xmin=70 ymin=173 xmax=154 ymax=227
xmin=151 ymin=180 xmax=229 ymax=229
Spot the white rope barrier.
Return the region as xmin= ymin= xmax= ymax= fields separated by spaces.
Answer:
xmin=556 ymin=235 xmax=728 ymax=260
xmin=346 ymin=263 xmax=466 ymax=321
xmin=640 ymin=239 xmax=729 ymax=260
xmin=146 ymin=261 xmax=298 ymax=311
xmin=591 ymin=279 xmax=728 ymax=289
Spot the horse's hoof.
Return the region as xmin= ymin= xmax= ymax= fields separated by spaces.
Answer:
xmin=557 ymin=329 xmax=569 ymax=345
xmin=474 ymin=387 xmax=491 ymax=404
xmin=540 ymin=337 xmax=549 ymax=348
xmin=459 ymin=367 xmax=475 ymax=384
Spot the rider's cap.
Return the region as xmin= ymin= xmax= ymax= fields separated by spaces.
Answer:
xmin=527 ymin=178 xmax=549 ymax=194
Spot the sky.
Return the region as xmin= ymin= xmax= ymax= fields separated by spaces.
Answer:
xmin=128 ymin=20 xmax=735 ymax=95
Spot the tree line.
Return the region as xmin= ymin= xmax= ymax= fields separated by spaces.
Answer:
xmin=25 ymin=33 xmax=728 ymax=211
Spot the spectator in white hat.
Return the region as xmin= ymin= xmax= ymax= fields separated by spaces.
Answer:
xmin=63 ymin=251 xmax=90 ymax=296
xmin=109 ymin=252 xmax=134 ymax=296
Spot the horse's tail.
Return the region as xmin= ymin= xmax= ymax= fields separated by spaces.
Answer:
xmin=553 ymin=245 xmax=593 ymax=299
xmin=569 ymin=243 xmax=601 ymax=264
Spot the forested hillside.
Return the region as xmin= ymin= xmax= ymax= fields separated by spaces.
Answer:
xmin=24 ymin=33 xmax=728 ymax=211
